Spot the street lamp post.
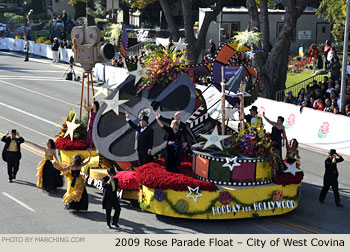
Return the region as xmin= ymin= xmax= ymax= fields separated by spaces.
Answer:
xmin=340 ymin=0 xmax=350 ymax=113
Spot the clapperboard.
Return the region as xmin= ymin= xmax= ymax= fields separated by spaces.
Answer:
xmin=187 ymin=105 xmax=235 ymax=143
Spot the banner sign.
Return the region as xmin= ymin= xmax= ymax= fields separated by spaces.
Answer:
xmin=248 ymin=98 xmax=350 ymax=156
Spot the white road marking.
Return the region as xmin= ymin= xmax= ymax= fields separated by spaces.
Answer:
xmin=0 ymin=76 xmax=65 ymax=79
xmin=0 ymin=78 xmax=72 ymax=82
xmin=0 ymin=79 xmax=80 ymax=108
xmin=2 ymin=192 xmax=36 ymax=212
xmin=0 ymin=102 xmax=60 ymax=127
xmin=0 ymin=115 xmax=52 ymax=138
xmin=0 ymin=51 xmax=84 ymax=74
xmin=0 ymin=70 xmax=64 ymax=72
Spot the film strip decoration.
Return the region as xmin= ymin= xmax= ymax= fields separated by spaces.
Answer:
xmin=211 ymin=40 xmax=260 ymax=106
xmin=86 ymin=174 xmax=123 ymax=198
xmin=195 ymin=152 xmax=264 ymax=163
xmin=196 ymin=175 xmax=272 ymax=187
xmin=186 ymin=105 xmax=206 ymax=123
xmin=188 ymin=63 xmax=212 ymax=78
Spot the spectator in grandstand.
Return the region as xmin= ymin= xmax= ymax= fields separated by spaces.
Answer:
xmin=333 ymin=107 xmax=340 ymax=114
xmin=345 ymin=104 xmax=350 ymax=116
xmin=320 ymin=83 xmax=327 ymax=94
xmin=310 ymin=96 xmax=316 ymax=108
xmin=331 ymin=102 xmax=338 ymax=113
xmin=304 ymin=95 xmax=313 ymax=108
xmin=296 ymin=94 xmax=304 ymax=106
xmin=323 ymin=76 xmax=329 ymax=85
xmin=284 ymin=91 xmax=297 ymax=104
xmin=330 ymin=91 xmax=339 ymax=107
xmin=324 ymin=99 xmax=332 ymax=113
xmin=314 ymin=98 xmax=324 ymax=111
xmin=334 ymin=83 xmax=341 ymax=96
xmin=297 ymin=88 xmax=305 ymax=97
xmin=326 ymin=80 xmax=335 ymax=93
xmin=315 ymin=89 xmax=323 ymax=101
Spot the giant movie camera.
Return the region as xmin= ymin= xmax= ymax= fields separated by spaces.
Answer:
xmin=71 ymin=26 xmax=115 ymax=72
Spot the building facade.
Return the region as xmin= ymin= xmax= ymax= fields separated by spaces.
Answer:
xmin=200 ymin=7 xmax=331 ymax=54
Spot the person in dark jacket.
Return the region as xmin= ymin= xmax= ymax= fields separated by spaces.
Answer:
xmin=1 ymin=129 xmax=25 ymax=182
xmin=125 ymin=111 xmax=153 ymax=166
xmin=154 ymin=111 xmax=184 ymax=173
xmin=102 ymin=167 xmax=121 ymax=228
xmin=153 ymin=107 xmax=192 ymax=164
xmin=208 ymin=39 xmax=216 ymax=59
xmin=319 ymin=149 xmax=344 ymax=207
xmin=52 ymin=37 xmax=60 ymax=63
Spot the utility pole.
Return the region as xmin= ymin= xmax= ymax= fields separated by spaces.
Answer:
xmin=340 ymin=0 xmax=350 ymax=113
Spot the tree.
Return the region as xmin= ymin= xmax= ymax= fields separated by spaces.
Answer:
xmin=121 ymin=0 xmax=232 ymax=62
xmin=246 ymin=0 xmax=322 ymax=99
xmin=69 ymin=0 xmax=95 ymax=26
xmin=317 ymin=0 xmax=346 ymax=41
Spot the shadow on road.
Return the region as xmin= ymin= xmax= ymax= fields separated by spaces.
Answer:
xmin=12 ymin=179 xmax=37 ymax=188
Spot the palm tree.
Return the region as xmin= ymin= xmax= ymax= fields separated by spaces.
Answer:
xmin=234 ymin=28 xmax=262 ymax=51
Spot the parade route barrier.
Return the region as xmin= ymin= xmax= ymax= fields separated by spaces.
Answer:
xmin=0 ymin=37 xmax=73 ymax=63
xmin=0 ymin=38 xmax=129 ymax=85
xmin=248 ymin=98 xmax=350 ymax=156
xmin=94 ymin=63 xmax=129 ymax=86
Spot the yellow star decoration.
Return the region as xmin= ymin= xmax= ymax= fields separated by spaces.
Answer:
xmin=102 ymin=91 xmax=129 ymax=115
xmin=200 ymin=126 xmax=231 ymax=151
xmin=128 ymin=63 xmax=148 ymax=85
xmin=64 ymin=114 xmax=80 ymax=141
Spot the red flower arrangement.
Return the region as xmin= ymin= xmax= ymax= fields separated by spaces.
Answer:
xmin=55 ymin=136 xmax=87 ymax=150
xmin=273 ymin=172 xmax=304 ymax=186
xmin=115 ymin=170 xmax=139 ymax=190
xmin=136 ymin=161 xmax=217 ymax=192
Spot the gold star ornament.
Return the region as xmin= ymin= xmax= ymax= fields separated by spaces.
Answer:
xmin=128 ymin=63 xmax=148 ymax=85
xmin=102 ymin=91 xmax=129 ymax=116
xmin=93 ymin=82 xmax=115 ymax=98
xmin=200 ymin=126 xmax=231 ymax=151
xmin=64 ymin=114 xmax=80 ymax=141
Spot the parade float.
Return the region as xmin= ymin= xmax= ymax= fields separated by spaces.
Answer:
xmin=57 ymin=26 xmax=303 ymax=218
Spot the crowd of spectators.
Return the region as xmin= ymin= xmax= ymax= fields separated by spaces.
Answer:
xmin=284 ymin=75 xmax=350 ymax=116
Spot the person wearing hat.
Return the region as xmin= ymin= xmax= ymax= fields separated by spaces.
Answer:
xmin=319 ymin=149 xmax=344 ymax=207
xmin=125 ymin=111 xmax=153 ymax=166
xmin=245 ymin=105 xmax=262 ymax=127
xmin=284 ymin=91 xmax=297 ymax=104
xmin=51 ymin=37 xmax=60 ymax=63
xmin=102 ymin=167 xmax=121 ymax=228
xmin=1 ymin=130 xmax=25 ymax=182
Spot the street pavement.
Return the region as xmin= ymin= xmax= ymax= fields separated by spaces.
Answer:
xmin=0 ymin=51 xmax=349 ymax=234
